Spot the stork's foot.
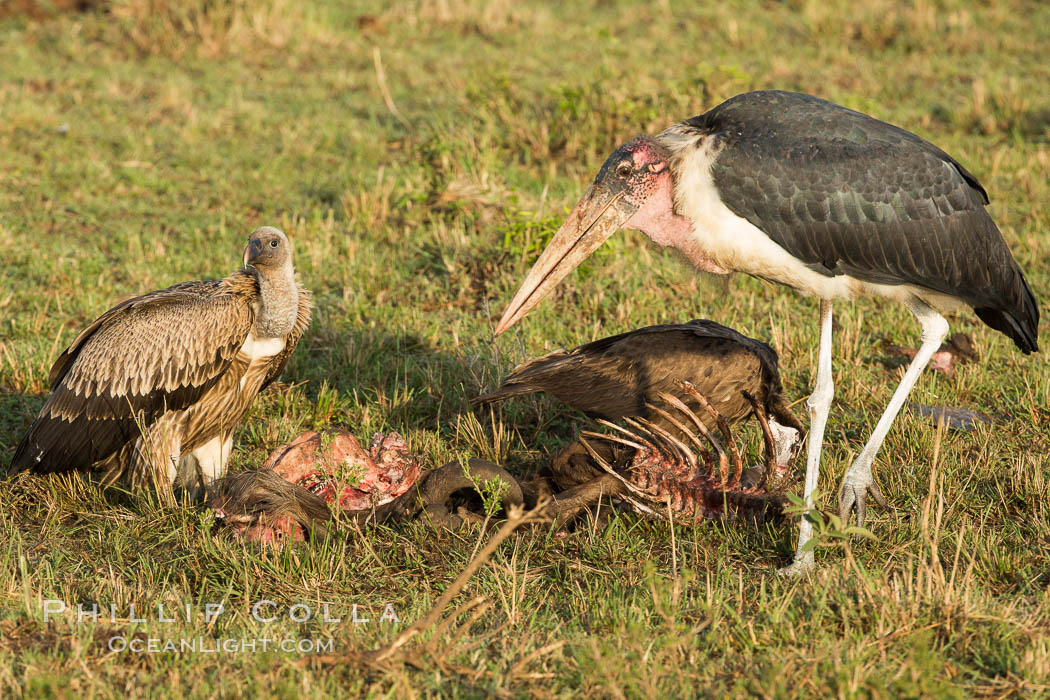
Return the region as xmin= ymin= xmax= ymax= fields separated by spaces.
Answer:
xmin=777 ymin=552 xmax=816 ymax=577
xmin=837 ymin=465 xmax=888 ymax=528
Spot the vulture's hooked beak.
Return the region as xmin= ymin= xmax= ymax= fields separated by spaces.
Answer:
xmin=243 ymin=238 xmax=263 ymax=267
xmin=495 ymin=182 xmax=639 ymax=336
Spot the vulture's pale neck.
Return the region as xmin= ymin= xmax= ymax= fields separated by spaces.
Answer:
xmin=253 ymin=261 xmax=298 ymax=338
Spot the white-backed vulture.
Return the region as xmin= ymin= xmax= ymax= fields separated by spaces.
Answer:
xmin=8 ymin=226 xmax=311 ymax=499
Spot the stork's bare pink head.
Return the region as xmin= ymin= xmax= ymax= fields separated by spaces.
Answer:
xmin=495 ymin=137 xmax=688 ymax=336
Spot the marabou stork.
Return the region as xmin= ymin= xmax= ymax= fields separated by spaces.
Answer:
xmin=494 ymin=90 xmax=1039 ymax=573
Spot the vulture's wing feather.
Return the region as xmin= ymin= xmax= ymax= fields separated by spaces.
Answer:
xmin=11 ymin=279 xmax=255 ymax=475
xmin=47 ymin=281 xmax=207 ymax=389
xmin=690 ymin=90 xmax=1038 ymax=352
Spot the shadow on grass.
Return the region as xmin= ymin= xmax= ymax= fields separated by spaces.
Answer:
xmin=1 ymin=322 xmax=581 ymax=482
xmin=0 ymin=390 xmax=43 ymax=470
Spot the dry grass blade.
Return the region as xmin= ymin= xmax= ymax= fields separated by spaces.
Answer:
xmin=301 ymin=501 xmax=548 ymax=668
xmin=419 ymin=595 xmax=492 ymax=657
xmin=373 ymin=47 xmax=410 ymax=130
xmin=508 ymin=639 xmax=567 ymax=679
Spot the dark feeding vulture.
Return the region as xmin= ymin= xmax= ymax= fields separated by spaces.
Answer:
xmin=474 ymin=320 xmax=803 ymax=489
xmin=8 ymin=226 xmax=312 ymax=499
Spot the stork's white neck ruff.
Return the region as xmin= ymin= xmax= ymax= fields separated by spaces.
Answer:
xmin=622 ymin=158 xmax=729 ymax=276
xmin=654 ymin=125 xmax=967 ymax=313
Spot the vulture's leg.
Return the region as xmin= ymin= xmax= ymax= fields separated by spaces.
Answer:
xmin=839 ymin=297 xmax=948 ymax=527
xmin=180 ymin=433 xmax=231 ymax=500
xmin=781 ymin=299 xmax=834 ymax=576
xmin=198 ymin=432 xmax=233 ymax=482
xmin=214 ymin=432 xmax=230 ymax=482
xmin=134 ymin=417 xmax=182 ymax=502
xmin=177 ymin=451 xmax=202 ymax=496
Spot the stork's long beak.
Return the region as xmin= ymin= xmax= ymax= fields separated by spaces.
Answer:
xmin=495 ymin=185 xmax=638 ymax=336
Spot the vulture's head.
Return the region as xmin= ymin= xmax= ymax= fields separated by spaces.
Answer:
xmin=495 ymin=136 xmax=687 ymax=335
xmin=244 ymin=226 xmax=292 ymax=271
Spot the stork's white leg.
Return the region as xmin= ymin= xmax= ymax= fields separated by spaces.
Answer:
xmin=780 ymin=299 xmax=834 ymax=576
xmin=839 ymin=297 xmax=948 ymax=526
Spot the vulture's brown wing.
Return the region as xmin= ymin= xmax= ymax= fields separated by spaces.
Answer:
xmin=474 ymin=320 xmax=778 ymax=421
xmin=260 ymin=283 xmax=312 ymax=392
xmin=10 ymin=280 xmax=255 ymax=475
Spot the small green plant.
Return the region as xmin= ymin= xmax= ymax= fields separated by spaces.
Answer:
xmin=337 ymin=456 xmax=367 ymax=489
xmin=459 ymin=460 xmax=509 ymax=518
xmin=783 ymin=491 xmax=876 ymax=553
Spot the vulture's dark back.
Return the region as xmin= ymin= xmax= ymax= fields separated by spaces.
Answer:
xmin=474 ymin=320 xmax=801 ymax=434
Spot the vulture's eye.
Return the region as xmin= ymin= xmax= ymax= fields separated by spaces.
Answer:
xmin=616 ymin=162 xmax=632 ymax=178
xmin=269 ymin=240 xmax=279 ymax=248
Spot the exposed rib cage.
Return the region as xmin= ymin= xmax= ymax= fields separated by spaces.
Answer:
xmin=580 ymin=382 xmax=796 ymax=524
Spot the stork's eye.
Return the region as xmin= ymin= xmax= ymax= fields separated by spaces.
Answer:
xmin=616 ymin=162 xmax=632 ymax=178
xmin=269 ymin=240 xmax=279 ymax=248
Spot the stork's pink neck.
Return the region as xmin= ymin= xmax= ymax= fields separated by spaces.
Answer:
xmin=623 ymin=170 xmax=730 ymax=275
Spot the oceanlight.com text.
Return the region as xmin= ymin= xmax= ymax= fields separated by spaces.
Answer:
xmin=107 ymin=636 xmax=335 ymax=654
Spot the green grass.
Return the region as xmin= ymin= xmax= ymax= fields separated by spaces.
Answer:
xmin=1 ymin=0 xmax=1049 ymax=695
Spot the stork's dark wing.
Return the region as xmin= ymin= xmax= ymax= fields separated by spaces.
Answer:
xmin=10 ymin=280 xmax=255 ymax=475
xmin=260 ymin=283 xmax=313 ymax=392
xmin=474 ymin=320 xmax=778 ymax=421
xmin=689 ymin=90 xmax=1038 ymax=352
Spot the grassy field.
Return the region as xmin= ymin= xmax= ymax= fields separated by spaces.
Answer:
xmin=1 ymin=0 xmax=1049 ymax=695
